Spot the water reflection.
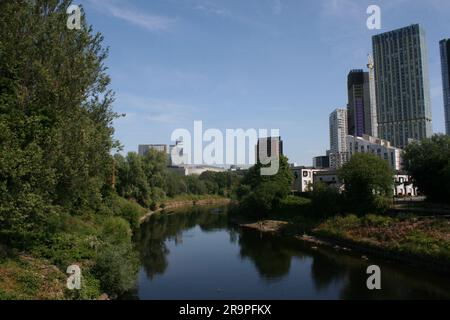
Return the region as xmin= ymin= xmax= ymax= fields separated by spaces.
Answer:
xmin=134 ymin=206 xmax=450 ymax=300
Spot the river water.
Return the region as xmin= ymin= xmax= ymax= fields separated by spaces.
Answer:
xmin=130 ymin=206 xmax=450 ymax=300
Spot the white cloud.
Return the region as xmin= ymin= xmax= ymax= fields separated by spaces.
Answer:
xmin=88 ymin=0 xmax=174 ymax=32
xmin=116 ymin=94 xmax=195 ymax=124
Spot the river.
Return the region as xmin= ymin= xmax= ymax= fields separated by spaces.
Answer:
xmin=127 ymin=205 xmax=450 ymax=300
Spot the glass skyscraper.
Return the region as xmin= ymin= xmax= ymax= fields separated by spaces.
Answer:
xmin=440 ymin=39 xmax=450 ymax=136
xmin=372 ymin=24 xmax=433 ymax=148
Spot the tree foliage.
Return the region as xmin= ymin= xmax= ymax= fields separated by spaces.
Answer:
xmin=338 ymin=153 xmax=394 ymax=215
xmin=237 ymin=156 xmax=294 ymax=216
xmin=114 ymin=150 xmax=239 ymax=207
xmin=403 ymin=134 xmax=450 ymax=204
xmin=0 ymin=0 xmax=118 ymax=245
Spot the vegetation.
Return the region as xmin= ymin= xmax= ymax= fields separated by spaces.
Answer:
xmin=338 ymin=153 xmax=394 ymax=215
xmin=0 ymin=1 xmax=233 ymax=300
xmin=315 ymin=214 xmax=450 ymax=264
xmin=236 ymin=156 xmax=293 ymax=217
xmin=114 ymin=150 xmax=242 ymax=209
xmin=403 ymin=134 xmax=450 ymax=204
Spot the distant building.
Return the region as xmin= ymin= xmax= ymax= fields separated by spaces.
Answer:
xmin=313 ymin=169 xmax=418 ymax=197
xmin=313 ymin=154 xmax=330 ymax=169
xmin=138 ymin=144 xmax=168 ymax=156
xmin=256 ymin=137 xmax=283 ymax=163
xmin=372 ymin=24 xmax=433 ymax=148
xmin=347 ymin=68 xmax=377 ymax=137
xmin=169 ymin=140 xmax=185 ymax=165
xmin=346 ymin=135 xmax=403 ymax=171
xmin=313 ymin=170 xmax=342 ymax=190
xmin=395 ymin=172 xmax=418 ymax=197
xmin=329 ymin=108 xmax=349 ymax=169
xmin=440 ymin=38 xmax=450 ymax=135
xmin=291 ymin=166 xmax=324 ymax=193
xmin=168 ymin=165 xmax=226 ymax=176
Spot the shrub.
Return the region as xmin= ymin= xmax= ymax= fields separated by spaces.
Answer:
xmin=310 ymin=182 xmax=343 ymax=217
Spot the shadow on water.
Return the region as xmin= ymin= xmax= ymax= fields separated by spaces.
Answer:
xmin=129 ymin=205 xmax=450 ymax=300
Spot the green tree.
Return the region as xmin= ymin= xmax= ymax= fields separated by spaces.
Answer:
xmin=339 ymin=153 xmax=394 ymax=215
xmin=310 ymin=182 xmax=343 ymax=218
xmin=403 ymin=134 xmax=450 ymax=204
xmin=238 ymin=156 xmax=293 ymax=216
xmin=0 ymin=0 xmax=117 ymax=245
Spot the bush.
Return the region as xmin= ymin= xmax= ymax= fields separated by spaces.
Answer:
xmin=92 ymin=217 xmax=138 ymax=297
xmin=111 ymin=196 xmax=147 ymax=229
xmin=339 ymin=153 xmax=394 ymax=215
xmin=310 ymin=182 xmax=343 ymax=217
xmin=403 ymin=134 xmax=450 ymax=204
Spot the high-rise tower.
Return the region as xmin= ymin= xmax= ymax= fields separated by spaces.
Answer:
xmin=372 ymin=24 xmax=432 ymax=148
xmin=440 ymin=39 xmax=450 ymax=135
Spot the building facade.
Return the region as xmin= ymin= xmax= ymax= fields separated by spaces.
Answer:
xmin=372 ymin=24 xmax=433 ymax=148
xmin=440 ymin=39 xmax=450 ymax=135
xmin=313 ymin=154 xmax=330 ymax=169
xmin=346 ymin=135 xmax=403 ymax=171
xmin=291 ymin=167 xmax=324 ymax=193
xmin=329 ymin=108 xmax=348 ymax=169
xmin=347 ymin=69 xmax=377 ymax=137
xmin=138 ymin=144 xmax=168 ymax=157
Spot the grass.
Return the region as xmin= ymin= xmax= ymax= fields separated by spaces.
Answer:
xmin=314 ymin=214 xmax=450 ymax=263
xmin=0 ymin=196 xmax=146 ymax=300
xmin=0 ymin=254 xmax=66 ymax=300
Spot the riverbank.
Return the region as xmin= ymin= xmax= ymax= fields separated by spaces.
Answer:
xmin=239 ymin=213 xmax=450 ymax=274
xmin=139 ymin=196 xmax=232 ymax=223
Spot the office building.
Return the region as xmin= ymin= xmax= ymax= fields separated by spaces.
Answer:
xmin=372 ymin=24 xmax=433 ymax=148
xmin=346 ymin=134 xmax=403 ymax=171
xmin=329 ymin=108 xmax=348 ymax=168
xmin=347 ymin=56 xmax=378 ymax=138
xmin=440 ymin=39 xmax=450 ymax=135
xmin=138 ymin=144 xmax=168 ymax=156
xmin=313 ymin=154 xmax=330 ymax=169
xmin=347 ymin=68 xmax=377 ymax=137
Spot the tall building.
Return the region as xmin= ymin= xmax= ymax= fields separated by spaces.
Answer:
xmin=367 ymin=54 xmax=379 ymax=138
xmin=347 ymin=69 xmax=377 ymax=137
xmin=329 ymin=108 xmax=348 ymax=168
xmin=440 ymin=39 xmax=450 ymax=135
xmin=256 ymin=137 xmax=283 ymax=163
xmin=138 ymin=144 xmax=168 ymax=156
xmin=372 ymin=24 xmax=433 ymax=148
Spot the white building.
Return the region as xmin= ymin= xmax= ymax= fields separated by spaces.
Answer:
xmin=346 ymin=135 xmax=403 ymax=171
xmin=312 ymin=169 xmax=418 ymax=197
xmin=291 ymin=167 xmax=325 ymax=193
xmin=168 ymin=165 xmax=226 ymax=176
xmin=329 ymin=108 xmax=348 ymax=169
xmin=394 ymin=172 xmax=418 ymax=197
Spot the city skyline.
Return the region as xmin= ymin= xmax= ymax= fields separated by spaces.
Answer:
xmin=79 ymin=0 xmax=450 ymax=166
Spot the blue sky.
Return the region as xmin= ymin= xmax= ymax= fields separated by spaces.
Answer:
xmin=80 ymin=0 xmax=450 ymax=166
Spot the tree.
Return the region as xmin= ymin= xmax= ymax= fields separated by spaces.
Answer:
xmin=310 ymin=182 xmax=343 ymax=217
xmin=403 ymin=134 xmax=450 ymax=204
xmin=0 ymin=0 xmax=117 ymax=245
xmin=339 ymin=153 xmax=394 ymax=215
xmin=238 ymin=156 xmax=293 ymax=216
